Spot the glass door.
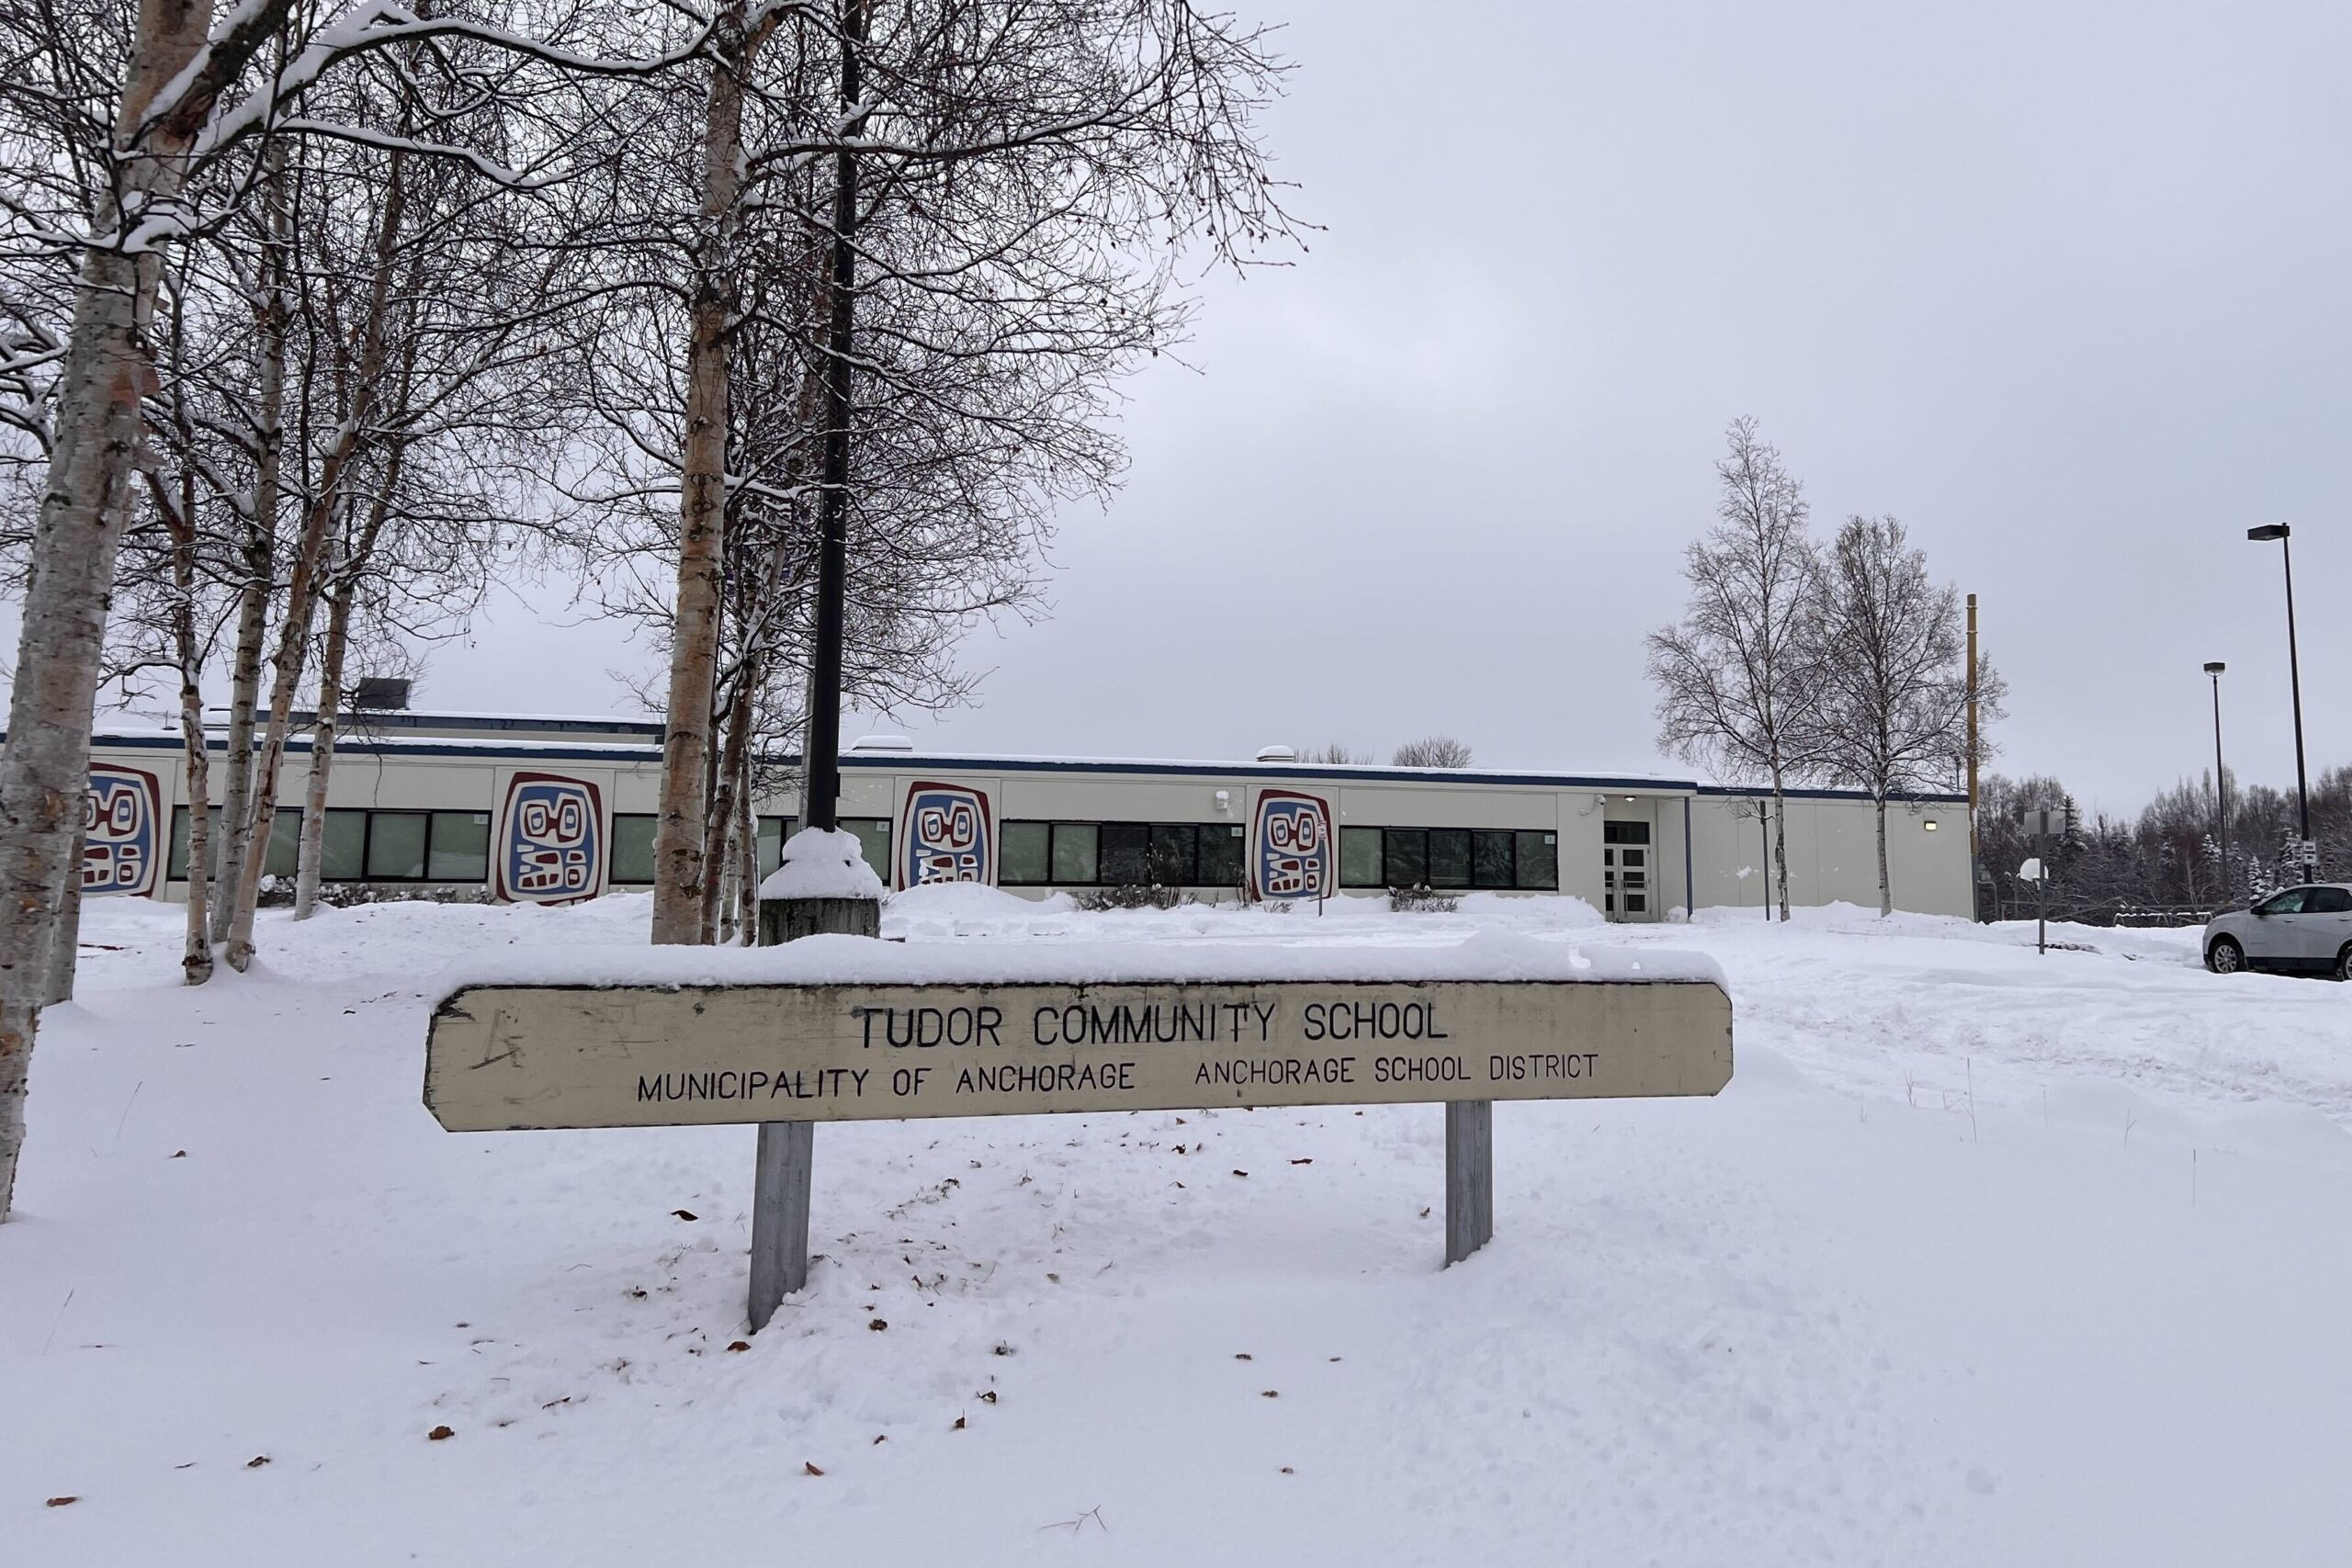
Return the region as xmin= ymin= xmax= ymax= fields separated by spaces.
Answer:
xmin=1602 ymin=820 xmax=1652 ymax=920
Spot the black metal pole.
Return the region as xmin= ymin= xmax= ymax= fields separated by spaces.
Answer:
xmin=801 ymin=1 xmax=867 ymax=836
xmin=2281 ymin=532 xmax=2311 ymax=849
xmin=2209 ymin=667 xmax=2230 ymax=904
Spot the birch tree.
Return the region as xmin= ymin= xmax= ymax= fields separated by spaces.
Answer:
xmin=0 ymin=0 xmax=701 ymax=1216
xmin=1814 ymin=513 xmax=2007 ymax=916
xmin=1646 ymin=417 xmax=1826 ymax=921
xmin=619 ymin=0 xmax=1297 ymax=945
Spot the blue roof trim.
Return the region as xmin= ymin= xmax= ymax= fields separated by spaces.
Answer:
xmin=1693 ymin=783 xmax=1968 ymax=805
xmin=831 ymin=751 xmax=1691 ymax=792
xmin=88 ymin=733 xmax=663 ymax=763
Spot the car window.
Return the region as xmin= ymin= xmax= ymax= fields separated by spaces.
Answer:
xmin=2261 ymin=889 xmax=2309 ymax=915
xmin=2304 ymin=886 xmax=2352 ymax=914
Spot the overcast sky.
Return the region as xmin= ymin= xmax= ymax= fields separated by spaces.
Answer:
xmin=172 ymin=2 xmax=2352 ymax=817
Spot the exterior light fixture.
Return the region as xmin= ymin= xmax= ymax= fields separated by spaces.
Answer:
xmin=1922 ymin=819 xmax=1939 ymax=831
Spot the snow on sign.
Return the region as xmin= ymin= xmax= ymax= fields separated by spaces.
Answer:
xmin=423 ymin=944 xmax=1734 ymax=1133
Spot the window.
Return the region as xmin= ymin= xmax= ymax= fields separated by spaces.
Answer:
xmin=366 ymin=813 xmax=429 ymax=880
xmin=2258 ymin=888 xmax=2308 ymax=916
xmin=1603 ymin=820 xmax=1651 ymax=845
xmin=321 ymin=811 xmax=367 ymax=881
xmin=1516 ymin=829 xmax=1558 ymax=890
xmin=758 ymin=817 xmax=796 ymax=876
xmin=1051 ymin=823 xmax=1099 ymax=884
xmin=1340 ymin=827 xmax=1383 ymax=888
xmin=1150 ymin=823 xmax=1199 ymax=886
xmin=1473 ymin=829 xmax=1514 ymax=888
xmin=1098 ymin=822 xmax=1150 ymax=885
xmin=1001 ymin=821 xmax=1052 ymax=885
xmin=1006 ymin=819 xmax=1249 ymax=886
xmin=1428 ymin=828 xmax=1472 ymax=889
xmin=427 ymin=812 xmax=491 ymax=882
xmin=2307 ymin=886 xmax=2352 ymax=914
xmin=842 ymin=818 xmax=891 ymax=880
xmin=1199 ymin=823 xmax=1246 ymax=888
xmin=610 ymin=814 xmax=657 ymax=884
xmin=1384 ymin=829 xmax=1428 ymax=889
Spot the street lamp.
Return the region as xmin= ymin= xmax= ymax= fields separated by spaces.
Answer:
xmin=2245 ymin=523 xmax=2312 ymax=874
xmin=2204 ymin=661 xmax=2230 ymax=905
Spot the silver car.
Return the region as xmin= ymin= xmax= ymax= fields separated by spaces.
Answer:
xmin=2204 ymin=884 xmax=2352 ymax=978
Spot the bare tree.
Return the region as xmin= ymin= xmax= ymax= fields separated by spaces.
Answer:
xmin=0 ymin=0 xmax=695 ymax=1215
xmin=1299 ymin=742 xmax=1366 ymax=764
xmin=1646 ymin=417 xmax=1826 ymax=921
xmin=1392 ymin=735 xmax=1472 ymax=769
xmin=1815 ymin=514 xmax=2007 ymax=916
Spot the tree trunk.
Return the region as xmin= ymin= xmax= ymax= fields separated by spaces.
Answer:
xmin=0 ymin=0 xmax=228 ymax=1220
xmin=650 ymin=1 xmax=752 ymax=947
xmin=293 ymin=556 xmax=354 ymax=920
xmin=1768 ymin=761 xmax=1792 ymax=922
xmin=221 ymin=154 xmax=406 ymax=969
xmin=41 ymin=874 xmax=83 ymax=1006
xmin=734 ymin=731 xmax=759 ymax=943
xmin=177 ymin=604 xmax=215 ymax=985
xmin=213 ymin=141 xmax=291 ymax=945
xmin=1874 ymin=790 xmax=1893 ymax=918
xmin=705 ymin=673 xmax=756 ymax=943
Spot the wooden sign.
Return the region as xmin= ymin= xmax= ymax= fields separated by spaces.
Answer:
xmin=425 ymin=977 xmax=1734 ymax=1133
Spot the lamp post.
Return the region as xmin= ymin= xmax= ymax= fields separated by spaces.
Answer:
xmin=2245 ymin=524 xmax=2312 ymax=873
xmin=2204 ymin=661 xmax=2230 ymax=906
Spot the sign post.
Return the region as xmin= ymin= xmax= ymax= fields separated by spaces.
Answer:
xmin=424 ymin=942 xmax=1734 ymax=1329
xmin=749 ymin=833 xmax=884 ymax=1328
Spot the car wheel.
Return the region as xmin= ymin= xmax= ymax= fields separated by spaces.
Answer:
xmin=2336 ymin=945 xmax=2352 ymax=983
xmin=2208 ymin=937 xmax=2245 ymax=975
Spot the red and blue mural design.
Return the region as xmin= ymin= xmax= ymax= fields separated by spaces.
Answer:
xmin=84 ymin=762 xmax=164 ymax=897
xmin=1253 ymin=788 xmax=1332 ymax=900
xmin=495 ymin=772 xmax=605 ymax=905
xmin=900 ymin=781 xmax=991 ymax=889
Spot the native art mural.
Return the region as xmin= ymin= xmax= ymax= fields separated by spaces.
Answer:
xmin=84 ymin=763 xmax=164 ymax=897
xmin=900 ymin=781 xmax=992 ymax=889
xmin=495 ymin=773 xmax=605 ymax=904
xmin=1252 ymin=788 xmax=1333 ymax=900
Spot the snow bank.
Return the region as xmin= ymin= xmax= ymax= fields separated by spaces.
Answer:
xmin=427 ymin=929 xmax=1726 ymax=1001
xmin=757 ymin=827 xmax=886 ymax=902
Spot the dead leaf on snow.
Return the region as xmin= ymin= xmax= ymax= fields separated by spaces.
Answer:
xmin=244 ymin=1455 xmax=269 ymax=1469
xmin=45 ymin=1496 xmax=77 ymax=1507
xmin=672 ymin=1209 xmax=698 ymax=1222
xmin=805 ymin=1461 xmax=825 ymax=1476
xmin=427 ymin=1427 xmax=455 ymax=1441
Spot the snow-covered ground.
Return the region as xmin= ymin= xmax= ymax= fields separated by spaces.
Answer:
xmin=7 ymin=889 xmax=2351 ymax=1565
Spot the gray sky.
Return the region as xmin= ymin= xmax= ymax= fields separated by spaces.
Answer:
xmin=277 ymin=2 xmax=2352 ymax=817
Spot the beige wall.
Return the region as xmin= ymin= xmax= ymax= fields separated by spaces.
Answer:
xmin=89 ymin=735 xmax=1972 ymax=919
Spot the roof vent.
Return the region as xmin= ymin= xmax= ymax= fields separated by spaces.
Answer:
xmin=1254 ymin=744 xmax=1298 ymax=763
xmin=850 ymin=734 xmax=915 ymax=752
xmin=351 ymin=677 xmax=411 ymax=710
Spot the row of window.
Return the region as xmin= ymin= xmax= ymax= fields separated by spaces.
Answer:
xmin=606 ymin=815 xmax=889 ymax=885
xmin=168 ymin=807 xmax=894 ymax=886
xmin=170 ymin=806 xmax=496 ymax=884
xmin=996 ymin=819 xmax=1560 ymax=891
xmin=164 ymin=806 xmax=1566 ymax=894
xmin=1340 ymin=827 xmax=1557 ymax=891
xmin=1001 ymin=821 xmax=1250 ymax=887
